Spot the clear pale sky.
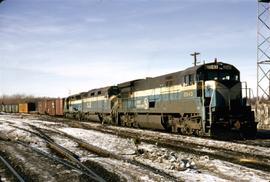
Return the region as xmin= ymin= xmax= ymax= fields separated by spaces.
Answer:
xmin=0 ymin=0 xmax=257 ymax=97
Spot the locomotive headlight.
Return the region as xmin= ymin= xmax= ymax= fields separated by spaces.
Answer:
xmin=211 ymin=107 xmax=215 ymax=112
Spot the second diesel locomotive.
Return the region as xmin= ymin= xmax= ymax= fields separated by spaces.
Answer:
xmin=64 ymin=61 xmax=257 ymax=138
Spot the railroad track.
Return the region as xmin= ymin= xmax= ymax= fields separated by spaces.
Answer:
xmin=232 ymin=130 xmax=270 ymax=148
xmin=3 ymin=122 xmax=177 ymax=181
xmin=2 ymin=115 xmax=270 ymax=180
xmin=31 ymin=115 xmax=270 ymax=172
xmin=66 ymin=121 xmax=270 ymax=173
xmin=36 ymin=115 xmax=270 ymax=148
xmin=0 ymin=121 xmax=106 ymax=182
xmin=53 ymin=128 xmax=179 ymax=181
xmin=29 ymin=125 xmax=179 ymax=181
xmin=25 ymin=124 xmax=106 ymax=182
xmin=0 ymin=138 xmax=98 ymax=181
xmin=0 ymin=154 xmax=25 ymax=182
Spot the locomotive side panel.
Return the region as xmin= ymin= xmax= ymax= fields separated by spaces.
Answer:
xmin=81 ymin=86 xmax=119 ymax=123
xmin=65 ymin=86 xmax=119 ymax=122
xmin=117 ymin=69 xmax=204 ymax=133
xmin=64 ymin=93 xmax=83 ymax=119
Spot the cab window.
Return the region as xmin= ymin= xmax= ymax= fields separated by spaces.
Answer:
xmin=184 ymin=74 xmax=194 ymax=86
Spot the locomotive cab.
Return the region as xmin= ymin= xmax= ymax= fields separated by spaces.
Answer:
xmin=197 ymin=61 xmax=257 ymax=138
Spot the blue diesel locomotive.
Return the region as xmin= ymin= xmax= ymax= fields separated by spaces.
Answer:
xmin=64 ymin=61 xmax=257 ymax=138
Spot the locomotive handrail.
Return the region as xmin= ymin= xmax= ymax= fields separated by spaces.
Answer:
xmin=209 ymin=90 xmax=215 ymax=126
xmin=242 ymin=81 xmax=254 ymax=106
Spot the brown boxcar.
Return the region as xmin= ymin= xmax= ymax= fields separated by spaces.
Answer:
xmin=55 ymin=98 xmax=63 ymax=116
xmin=37 ymin=100 xmax=47 ymax=114
xmin=39 ymin=98 xmax=63 ymax=116
xmin=46 ymin=100 xmax=55 ymax=116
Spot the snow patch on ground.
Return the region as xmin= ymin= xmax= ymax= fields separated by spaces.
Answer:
xmin=59 ymin=127 xmax=136 ymax=155
xmin=104 ymin=124 xmax=270 ymax=157
xmin=1 ymin=114 xmax=270 ymax=182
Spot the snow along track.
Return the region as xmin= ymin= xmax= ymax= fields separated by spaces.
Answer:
xmin=0 ymin=139 xmax=91 ymax=181
xmin=53 ymin=128 xmax=179 ymax=181
xmin=1 ymin=114 xmax=270 ymax=181
xmin=28 ymin=124 xmax=179 ymax=181
xmin=65 ymin=121 xmax=270 ymax=172
xmin=6 ymin=123 xmax=107 ymax=182
xmin=0 ymin=119 xmax=175 ymax=181
xmin=35 ymin=114 xmax=270 ymax=159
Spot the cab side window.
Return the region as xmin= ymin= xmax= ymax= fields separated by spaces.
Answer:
xmin=184 ymin=74 xmax=194 ymax=86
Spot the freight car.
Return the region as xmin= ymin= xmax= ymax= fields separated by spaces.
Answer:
xmin=0 ymin=103 xmax=35 ymax=113
xmin=0 ymin=104 xmax=18 ymax=113
xmin=0 ymin=104 xmax=4 ymax=112
xmin=37 ymin=98 xmax=63 ymax=116
xmin=64 ymin=61 xmax=257 ymax=138
xmin=19 ymin=103 xmax=36 ymax=113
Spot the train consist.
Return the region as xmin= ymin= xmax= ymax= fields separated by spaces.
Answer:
xmin=1 ymin=61 xmax=257 ymax=138
xmin=64 ymin=61 xmax=257 ymax=138
xmin=0 ymin=103 xmax=36 ymax=113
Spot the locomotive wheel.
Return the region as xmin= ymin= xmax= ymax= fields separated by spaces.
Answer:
xmin=181 ymin=124 xmax=193 ymax=135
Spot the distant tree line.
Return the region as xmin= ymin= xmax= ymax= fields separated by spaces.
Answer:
xmin=0 ymin=94 xmax=54 ymax=105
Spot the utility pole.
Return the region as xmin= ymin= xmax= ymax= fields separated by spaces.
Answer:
xmin=190 ymin=52 xmax=200 ymax=66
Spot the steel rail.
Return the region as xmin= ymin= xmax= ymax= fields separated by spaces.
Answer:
xmin=1 ymin=122 xmax=106 ymax=182
xmin=27 ymin=124 xmax=106 ymax=182
xmin=56 ymin=129 xmax=180 ymax=181
xmin=0 ymin=155 xmax=25 ymax=182
xmin=73 ymin=122 xmax=270 ymax=172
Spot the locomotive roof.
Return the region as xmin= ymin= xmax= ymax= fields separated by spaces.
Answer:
xmin=67 ymin=61 xmax=239 ymax=98
xmin=86 ymin=86 xmax=113 ymax=93
xmin=196 ymin=61 xmax=239 ymax=73
xmin=144 ymin=61 xmax=238 ymax=82
xmin=66 ymin=86 xmax=114 ymax=99
xmin=117 ymin=61 xmax=239 ymax=92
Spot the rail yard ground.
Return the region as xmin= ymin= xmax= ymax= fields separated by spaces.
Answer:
xmin=0 ymin=113 xmax=270 ymax=182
